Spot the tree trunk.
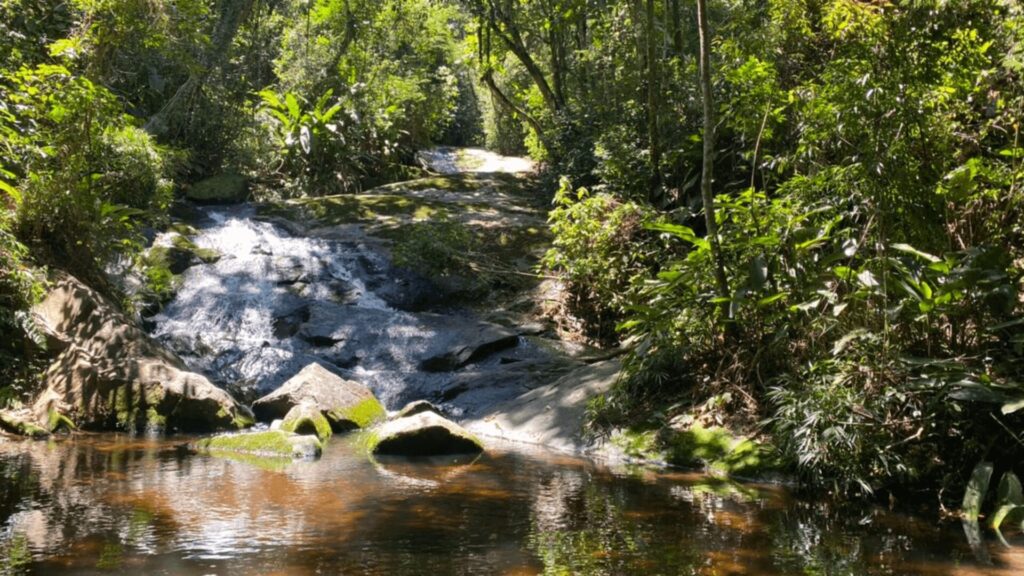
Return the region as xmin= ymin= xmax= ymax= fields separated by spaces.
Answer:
xmin=145 ymin=0 xmax=255 ymax=135
xmin=669 ymin=0 xmax=684 ymax=57
xmin=696 ymin=0 xmax=730 ymax=306
xmin=646 ymin=0 xmax=661 ymax=196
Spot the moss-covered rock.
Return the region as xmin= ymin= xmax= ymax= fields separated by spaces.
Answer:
xmin=327 ymin=397 xmax=387 ymax=430
xmin=252 ymin=363 xmax=385 ymax=431
xmin=185 ymin=173 xmax=249 ymax=204
xmin=664 ymin=423 xmax=778 ymax=477
xmin=46 ymin=409 xmax=75 ymax=433
xmin=191 ymin=430 xmax=322 ymax=459
xmin=368 ymin=411 xmax=483 ymax=456
xmin=280 ymin=403 xmax=332 ymax=442
xmin=0 ymin=411 xmax=49 ymax=438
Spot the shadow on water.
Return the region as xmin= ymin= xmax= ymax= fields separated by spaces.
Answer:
xmin=1 ymin=435 xmax=1022 ymax=575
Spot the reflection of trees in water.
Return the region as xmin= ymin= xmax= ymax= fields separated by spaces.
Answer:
xmin=0 ymin=438 xmax=180 ymax=572
xmin=0 ymin=438 xmax=1002 ymax=575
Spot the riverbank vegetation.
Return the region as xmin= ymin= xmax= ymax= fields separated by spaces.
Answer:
xmin=2 ymin=0 xmax=1024 ymax=511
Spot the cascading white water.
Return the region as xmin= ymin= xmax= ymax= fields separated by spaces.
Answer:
xmin=148 ymin=205 xmax=537 ymax=409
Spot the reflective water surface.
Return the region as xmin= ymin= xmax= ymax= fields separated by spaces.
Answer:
xmin=0 ymin=434 xmax=1021 ymax=575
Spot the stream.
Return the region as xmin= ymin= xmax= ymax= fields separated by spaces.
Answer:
xmin=1 ymin=149 xmax=1021 ymax=574
xmin=0 ymin=435 xmax=1021 ymax=575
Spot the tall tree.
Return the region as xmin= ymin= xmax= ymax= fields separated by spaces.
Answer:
xmin=145 ymin=0 xmax=256 ymax=136
xmin=645 ymin=0 xmax=661 ymax=196
xmin=696 ymin=0 xmax=730 ymax=306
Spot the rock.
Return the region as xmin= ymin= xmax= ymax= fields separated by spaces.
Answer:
xmin=280 ymin=403 xmax=332 ymax=442
xmin=0 ymin=410 xmax=49 ymax=438
xmin=185 ymin=173 xmax=249 ymax=204
xmin=190 ymin=430 xmax=322 ymax=459
xmin=272 ymin=305 xmax=310 ymax=339
xmin=462 ymin=360 xmax=620 ymax=454
xmin=419 ymin=322 xmax=519 ymax=372
xmin=29 ymin=274 xmax=253 ymax=433
xmin=369 ymin=411 xmax=483 ymax=456
xmin=251 ymin=362 xmax=385 ymax=430
xmin=394 ymin=400 xmax=442 ymax=420
xmin=143 ymin=234 xmax=220 ymax=277
xmin=147 ymin=245 xmax=194 ymax=275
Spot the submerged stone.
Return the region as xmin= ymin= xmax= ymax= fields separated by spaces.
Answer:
xmin=252 ymin=362 xmax=385 ymax=430
xmin=191 ymin=430 xmax=322 ymax=459
xmin=369 ymin=411 xmax=483 ymax=456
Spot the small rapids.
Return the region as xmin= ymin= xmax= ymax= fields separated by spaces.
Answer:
xmin=148 ymin=205 xmax=544 ymax=410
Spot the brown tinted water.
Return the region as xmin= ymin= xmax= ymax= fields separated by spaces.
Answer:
xmin=0 ymin=434 xmax=1020 ymax=575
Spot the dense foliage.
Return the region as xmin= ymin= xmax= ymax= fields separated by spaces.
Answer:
xmin=509 ymin=0 xmax=1024 ymax=499
xmin=0 ymin=0 xmax=475 ymax=402
xmin=3 ymin=0 xmax=1024 ymax=505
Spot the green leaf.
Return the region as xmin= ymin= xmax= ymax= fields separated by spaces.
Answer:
xmin=892 ymin=243 xmax=941 ymax=263
xmin=1001 ymin=397 xmax=1024 ymax=415
xmin=0 ymin=178 xmax=21 ymax=204
xmin=320 ymin=103 xmax=343 ymax=124
xmin=997 ymin=472 xmax=1023 ymax=506
xmin=757 ymin=292 xmax=788 ymax=307
xmin=962 ymin=462 xmax=993 ymax=522
xmin=258 ymin=89 xmax=283 ymax=110
xmin=991 ymin=504 xmax=1024 ymax=533
xmin=285 ymin=93 xmax=301 ymax=122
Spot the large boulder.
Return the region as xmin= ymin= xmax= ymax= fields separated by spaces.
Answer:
xmin=29 ymin=274 xmax=253 ymax=433
xmin=369 ymin=411 xmax=483 ymax=456
xmin=251 ymin=362 xmax=385 ymax=430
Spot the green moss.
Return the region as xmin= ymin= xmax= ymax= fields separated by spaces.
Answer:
xmin=145 ymin=407 xmax=166 ymax=430
xmin=46 ymin=409 xmax=76 ymax=433
xmin=281 ymin=409 xmax=333 ymax=442
xmin=168 ymin=222 xmax=198 ymax=236
xmin=96 ymin=542 xmax=124 ymax=569
xmin=192 ymin=430 xmax=321 ymax=458
xmin=210 ymin=406 xmax=253 ymax=431
xmin=610 ymin=423 xmax=780 ymax=478
xmin=0 ymin=413 xmax=48 ymax=438
xmin=170 ymin=234 xmax=221 ymax=263
xmin=327 ymin=397 xmax=387 ymax=430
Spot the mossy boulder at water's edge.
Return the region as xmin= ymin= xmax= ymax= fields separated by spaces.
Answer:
xmin=252 ymin=363 xmax=385 ymax=431
xmin=190 ymin=430 xmax=322 ymax=459
xmin=368 ymin=411 xmax=483 ymax=456
xmin=610 ymin=422 xmax=781 ymax=479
